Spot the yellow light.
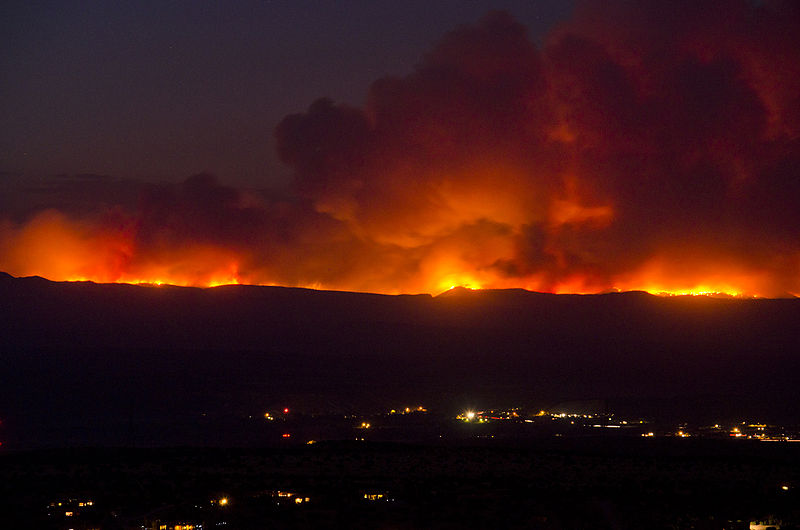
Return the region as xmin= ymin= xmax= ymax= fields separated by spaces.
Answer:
xmin=219 ymin=497 xmax=228 ymax=506
xmin=295 ymin=497 xmax=303 ymax=504
xmin=650 ymin=289 xmax=745 ymax=297
xmin=782 ymin=485 xmax=790 ymax=491
xmin=436 ymin=271 xmax=483 ymax=294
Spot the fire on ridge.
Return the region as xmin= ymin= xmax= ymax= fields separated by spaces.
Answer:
xmin=2 ymin=4 xmax=800 ymax=299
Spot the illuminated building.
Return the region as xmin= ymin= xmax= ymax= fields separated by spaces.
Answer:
xmin=46 ymin=497 xmax=97 ymax=524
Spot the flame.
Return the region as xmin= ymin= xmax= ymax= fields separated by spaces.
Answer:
xmin=440 ymin=277 xmax=483 ymax=293
xmin=0 ymin=207 xmax=791 ymax=298
xmin=0 ymin=255 xmax=782 ymax=298
xmin=2 ymin=8 xmax=800 ymax=299
xmin=611 ymin=256 xmax=773 ymax=298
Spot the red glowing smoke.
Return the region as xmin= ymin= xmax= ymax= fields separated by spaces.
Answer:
xmin=2 ymin=3 xmax=799 ymax=296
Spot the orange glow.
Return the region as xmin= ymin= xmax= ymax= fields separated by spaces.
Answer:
xmin=3 ymin=7 xmax=800 ymax=300
xmin=612 ymin=256 xmax=774 ymax=298
xmin=0 ymin=220 xmax=786 ymax=299
xmin=0 ymin=210 xmax=249 ymax=289
xmin=440 ymin=277 xmax=483 ymax=293
xmin=0 ymin=223 xmax=786 ymax=297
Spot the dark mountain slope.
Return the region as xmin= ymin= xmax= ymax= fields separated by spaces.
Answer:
xmin=1 ymin=274 xmax=798 ymax=447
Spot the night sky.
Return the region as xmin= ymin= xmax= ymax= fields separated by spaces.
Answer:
xmin=2 ymin=1 xmax=800 ymax=297
xmin=2 ymin=0 xmax=573 ymax=187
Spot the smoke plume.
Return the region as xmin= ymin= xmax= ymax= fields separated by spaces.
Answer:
xmin=2 ymin=2 xmax=800 ymax=296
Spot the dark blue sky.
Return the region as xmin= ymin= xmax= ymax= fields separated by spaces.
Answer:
xmin=1 ymin=1 xmax=573 ymax=189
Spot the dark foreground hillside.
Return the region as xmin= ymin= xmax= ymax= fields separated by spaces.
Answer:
xmin=1 ymin=439 xmax=798 ymax=529
xmin=1 ymin=273 xmax=799 ymax=448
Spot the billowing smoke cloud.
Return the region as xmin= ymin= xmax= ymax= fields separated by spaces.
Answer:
xmin=2 ymin=2 xmax=800 ymax=296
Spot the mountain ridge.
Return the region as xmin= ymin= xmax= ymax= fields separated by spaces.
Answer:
xmin=1 ymin=272 xmax=798 ymax=447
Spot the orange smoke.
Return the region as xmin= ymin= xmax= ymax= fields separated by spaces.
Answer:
xmin=0 ymin=209 xmax=243 ymax=287
xmin=0 ymin=209 xmax=792 ymax=297
xmin=2 ymin=5 xmax=800 ymax=298
xmin=0 ymin=201 xmax=788 ymax=297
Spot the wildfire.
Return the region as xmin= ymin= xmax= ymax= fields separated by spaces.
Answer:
xmin=2 ymin=6 xmax=799 ymax=300
xmin=0 ymin=209 xmax=785 ymax=297
xmin=648 ymin=289 xmax=744 ymax=298
xmin=37 ymin=270 xmax=765 ymax=299
xmin=438 ymin=276 xmax=483 ymax=293
xmin=61 ymin=269 xmax=243 ymax=289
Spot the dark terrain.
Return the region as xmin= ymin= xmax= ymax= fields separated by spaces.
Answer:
xmin=1 ymin=439 xmax=798 ymax=529
xmin=2 ymin=273 xmax=800 ymax=528
xmin=0 ymin=272 xmax=798 ymax=448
